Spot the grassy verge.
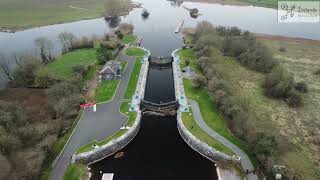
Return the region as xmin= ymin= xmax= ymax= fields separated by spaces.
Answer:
xmin=95 ymin=80 xmax=120 ymax=102
xmin=47 ymin=49 xmax=97 ymax=80
xmin=122 ymin=34 xmax=137 ymax=45
xmin=178 ymin=48 xmax=201 ymax=73
xmin=123 ymin=47 xmax=146 ymax=99
xmin=63 ymin=163 xmax=87 ymax=180
xmin=181 ymin=109 xmax=235 ymax=156
xmin=76 ymin=129 xmax=128 ymax=154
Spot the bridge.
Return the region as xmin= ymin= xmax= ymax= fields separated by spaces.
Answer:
xmin=148 ymin=56 xmax=174 ymax=70
xmin=140 ymin=100 xmax=179 ymax=116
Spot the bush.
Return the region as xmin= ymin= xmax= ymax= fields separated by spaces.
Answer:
xmin=47 ymin=82 xmax=80 ymax=103
xmin=264 ymin=67 xmax=295 ymax=98
xmin=72 ymin=65 xmax=91 ymax=79
xmin=0 ymin=133 xmax=22 ymax=154
xmin=192 ymin=74 xmax=206 ymax=88
xmin=279 ymin=47 xmax=287 ymax=52
xmin=34 ymin=66 xmax=55 ymax=88
xmin=71 ymin=37 xmax=94 ymax=50
xmin=0 ymin=101 xmax=27 ymax=130
xmin=96 ymin=47 xmax=113 ymax=65
xmin=287 ymin=90 xmax=303 ymax=107
xmin=294 ymin=81 xmax=308 ymax=93
xmin=12 ymin=58 xmax=41 ymax=87
xmin=251 ymin=132 xmax=277 ymax=160
xmin=118 ymin=23 xmax=134 ymax=34
xmin=54 ymin=94 xmax=84 ymax=118
xmin=115 ymin=30 xmax=124 ymax=39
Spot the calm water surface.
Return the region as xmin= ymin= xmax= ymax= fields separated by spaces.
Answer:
xmin=1 ymin=0 xmax=320 ymax=87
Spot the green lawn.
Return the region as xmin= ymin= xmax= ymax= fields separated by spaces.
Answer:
xmin=95 ymin=80 xmax=120 ymax=103
xmin=63 ymin=163 xmax=87 ymax=180
xmin=47 ymin=49 xmax=97 ymax=80
xmin=181 ymin=110 xmax=235 ymax=156
xmin=177 ymin=48 xmax=200 ymax=73
xmin=123 ymin=47 xmax=146 ymax=100
xmin=125 ymin=47 xmax=146 ymax=58
xmin=122 ymin=34 xmax=136 ymax=45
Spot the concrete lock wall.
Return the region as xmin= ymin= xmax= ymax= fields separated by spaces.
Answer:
xmin=72 ymin=112 xmax=141 ymax=165
xmin=176 ymin=112 xmax=241 ymax=168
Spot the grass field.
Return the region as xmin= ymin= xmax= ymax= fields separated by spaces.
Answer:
xmin=181 ymin=37 xmax=320 ymax=178
xmin=63 ymin=163 xmax=87 ymax=180
xmin=0 ymin=0 xmax=106 ymax=30
xmin=47 ymin=49 xmax=97 ymax=80
xmin=95 ymin=80 xmax=120 ymax=103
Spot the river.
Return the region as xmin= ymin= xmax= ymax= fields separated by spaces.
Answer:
xmin=1 ymin=0 xmax=319 ymax=87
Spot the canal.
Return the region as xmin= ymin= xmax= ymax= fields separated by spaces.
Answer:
xmin=89 ymin=61 xmax=218 ymax=179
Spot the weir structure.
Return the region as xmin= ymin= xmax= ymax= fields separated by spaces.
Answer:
xmin=140 ymin=56 xmax=180 ymax=116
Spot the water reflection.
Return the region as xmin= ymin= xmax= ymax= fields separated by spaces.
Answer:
xmin=89 ymin=115 xmax=218 ymax=180
xmin=105 ymin=17 xmax=122 ymax=28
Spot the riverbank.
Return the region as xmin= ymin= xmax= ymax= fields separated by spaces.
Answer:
xmin=185 ymin=0 xmax=277 ymax=8
xmin=0 ymin=0 xmax=141 ymax=32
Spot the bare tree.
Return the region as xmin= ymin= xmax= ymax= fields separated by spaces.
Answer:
xmin=0 ymin=54 xmax=13 ymax=80
xmin=58 ymin=32 xmax=76 ymax=54
xmin=34 ymin=37 xmax=54 ymax=64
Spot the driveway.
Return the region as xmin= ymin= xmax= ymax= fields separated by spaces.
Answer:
xmin=49 ymin=55 xmax=136 ymax=180
xmin=188 ymin=99 xmax=258 ymax=180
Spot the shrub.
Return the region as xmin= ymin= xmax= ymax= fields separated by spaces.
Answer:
xmin=192 ymin=74 xmax=206 ymax=88
xmin=279 ymin=47 xmax=287 ymax=52
xmin=71 ymin=37 xmax=94 ymax=50
xmin=47 ymin=82 xmax=80 ymax=103
xmin=0 ymin=100 xmax=27 ymax=130
xmin=96 ymin=47 xmax=113 ymax=65
xmin=294 ymin=81 xmax=308 ymax=93
xmin=287 ymin=90 xmax=303 ymax=107
xmin=34 ymin=66 xmax=55 ymax=88
xmin=117 ymin=23 xmax=134 ymax=34
xmin=115 ymin=30 xmax=124 ymax=39
xmin=54 ymin=94 xmax=84 ymax=118
xmin=251 ymin=132 xmax=277 ymax=160
xmin=264 ymin=67 xmax=295 ymax=98
xmin=0 ymin=133 xmax=22 ymax=154
xmin=12 ymin=58 xmax=41 ymax=87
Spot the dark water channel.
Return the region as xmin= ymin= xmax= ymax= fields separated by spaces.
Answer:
xmin=144 ymin=67 xmax=176 ymax=104
xmin=89 ymin=59 xmax=218 ymax=179
xmin=89 ymin=116 xmax=218 ymax=180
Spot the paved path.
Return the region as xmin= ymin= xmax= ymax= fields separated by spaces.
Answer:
xmin=188 ymin=99 xmax=258 ymax=180
xmin=49 ymin=54 xmax=135 ymax=180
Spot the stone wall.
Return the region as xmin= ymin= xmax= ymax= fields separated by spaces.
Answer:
xmin=72 ymin=112 xmax=141 ymax=165
xmin=177 ymin=112 xmax=241 ymax=168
